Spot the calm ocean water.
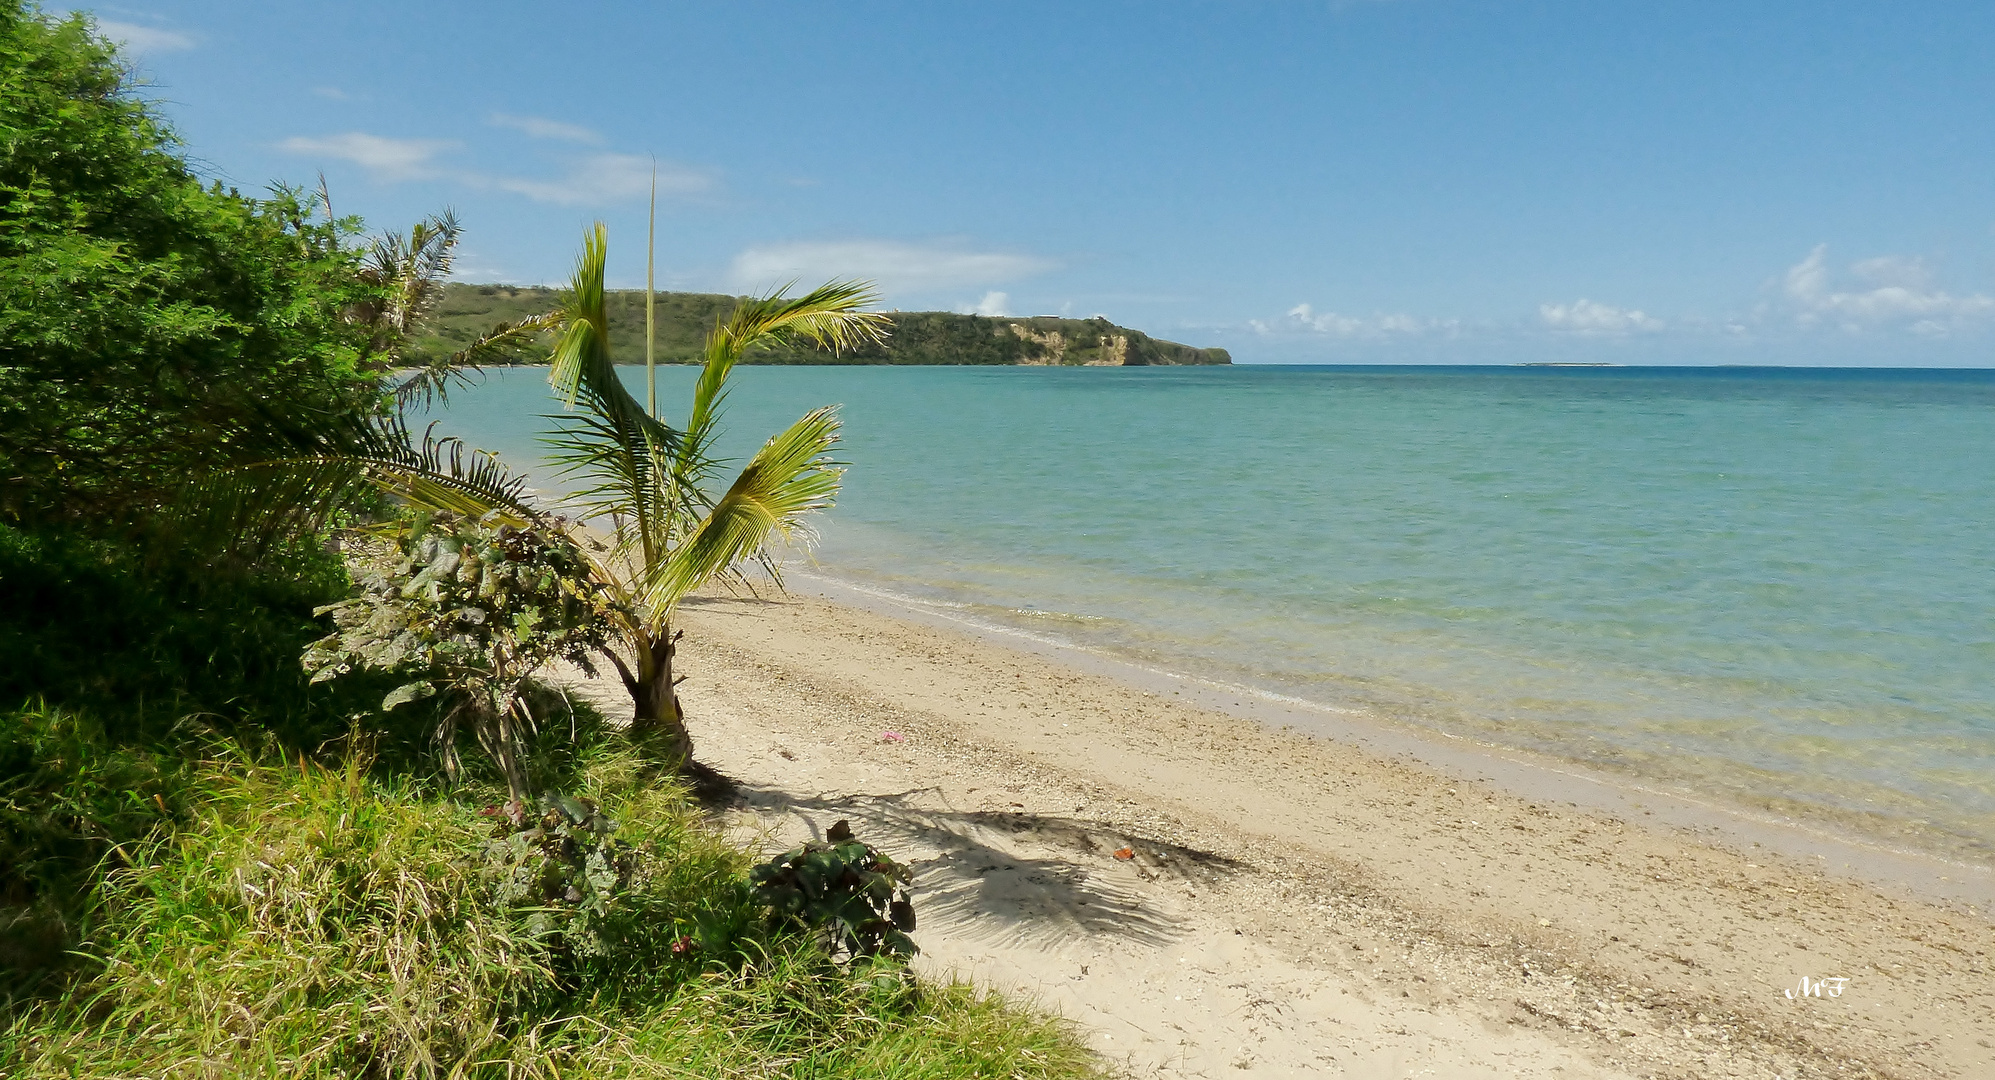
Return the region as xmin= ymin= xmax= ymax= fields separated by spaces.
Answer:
xmin=428 ymin=365 xmax=1995 ymax=859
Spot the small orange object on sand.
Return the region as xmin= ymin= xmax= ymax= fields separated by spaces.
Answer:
xmin=1112 ymin=846 xmax=1135 ymax=860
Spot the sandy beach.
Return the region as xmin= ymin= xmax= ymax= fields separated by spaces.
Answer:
xmin=560 ymin=586 xmax=1994 ymax=1079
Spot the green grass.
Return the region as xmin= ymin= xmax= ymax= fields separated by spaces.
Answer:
xmin=0 ymin=724 xmax=1107 ymax=1079
xmin=413 ymin=283 xmax=1229 ymax=367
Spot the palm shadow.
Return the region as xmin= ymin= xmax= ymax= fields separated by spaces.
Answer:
xmin=717 ymin=777 xmax=1246 ymax=950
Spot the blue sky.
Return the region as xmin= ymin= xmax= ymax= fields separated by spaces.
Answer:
xmin=83 ymin=1 xmax=1995 ymax=365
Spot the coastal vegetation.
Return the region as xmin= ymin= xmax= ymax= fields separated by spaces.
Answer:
xmin=417 ymin=283 xmax=1232 ymax=366
xmin=0 ymin=7 xmax=1100 ymax=1075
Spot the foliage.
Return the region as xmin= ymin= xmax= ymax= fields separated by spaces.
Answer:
xmin=230 ymin=226 xmax=883 ymax=773
xmin=0 ymin=740 xmax=1103 ymax=1079
xmin=480 ymin=792 xmax=633 ymax=952
xmin=0 ymin=11 xmax=1101 ymax=1076
xmin=0 ymin=522 xmax=382 ymax=743
xmin=414 ymin=281 xmax=1231 ymax=366
xmin=257 ymin=226 xmax=881 ymax=773
xmin=302 ymin=512 xmax=619 ymax=798
xmin=352 ymin=209 xmax=463 ymax=348
xmin=751 ymin=819 xmax=919 ymax=962
xmin=0 ymin=5 xmax=382 ymax=532
xmin=0 ymin=5 xmax=535 ymax=560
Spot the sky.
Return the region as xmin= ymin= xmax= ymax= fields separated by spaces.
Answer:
xmin=79 ymin=1 xmax=1995 ymax=365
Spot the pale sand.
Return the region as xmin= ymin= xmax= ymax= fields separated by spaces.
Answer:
xmin=558 ymin=588 xmax=1994 ymax=1079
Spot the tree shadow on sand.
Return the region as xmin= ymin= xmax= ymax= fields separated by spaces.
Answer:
xmin=710 ymin=774 xmax=1246 ymax=951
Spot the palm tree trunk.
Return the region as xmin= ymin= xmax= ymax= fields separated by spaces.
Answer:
xmin=623 ymin=628 xmax=692 ymax=765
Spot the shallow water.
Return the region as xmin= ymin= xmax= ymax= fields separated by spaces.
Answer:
xmin=426 ymin=365 xmax=1995 ymax=859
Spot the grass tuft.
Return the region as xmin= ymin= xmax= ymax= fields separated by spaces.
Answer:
xmin=1 ymin=734 xmax=1107 ymax=1079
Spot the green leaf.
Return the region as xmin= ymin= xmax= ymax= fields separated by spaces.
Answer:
xmin=381 ymin=680 xmax=436 ymax=711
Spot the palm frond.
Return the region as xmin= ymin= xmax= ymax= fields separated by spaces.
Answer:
xmin=411 ymin=208 xmax=461 ymax=295
xmin=358 ymin=418 xmax=542 ymax=522
xmin=640 ymin=405 xmax=842 ymax=614
xmin=181 ymin=415 xmax=544 ymax=560
xmin=711 ymin=280 xmax=890 ymax=360
xmin=673 ymin=280 xmax=886 ymax=499
xmin=541 ymin=408 xmax=661 ymax=538
xmin=544 ymin=224 xmax=703 ymax=569
xmin=392 ymin=311 xmax=562 ymax=410
xmin=364 ymin=210 xmax=462 ymax=338
xmin=545 ymin=225 xmax=685 ymax=451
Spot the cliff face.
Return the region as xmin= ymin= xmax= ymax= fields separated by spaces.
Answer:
xmin=748 ymin=312 xmax=1229 ymax=366
xmin=414 ymin=285 xmax=1231 ymax=366
xmin=998 ymin=319 xmax=1228 ymax=366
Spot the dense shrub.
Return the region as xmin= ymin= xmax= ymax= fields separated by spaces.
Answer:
xmin=0 ymin=523 xmax=369 ymax=740
xmin=0 ymin=5 xmax=379 ymax=532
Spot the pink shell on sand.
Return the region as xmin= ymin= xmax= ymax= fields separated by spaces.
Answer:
xmin=880 ymin=731 xmax=906 ymax=743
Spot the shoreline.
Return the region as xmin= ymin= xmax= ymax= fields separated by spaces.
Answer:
xmin=787 ymin=571 xmax=1995 ymax=919
xmin=555 ymin=586 xmax=1994 ymax=1077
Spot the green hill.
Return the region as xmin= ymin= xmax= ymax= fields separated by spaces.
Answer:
xmin=417 ymin=283 xmax=1230 ymax=366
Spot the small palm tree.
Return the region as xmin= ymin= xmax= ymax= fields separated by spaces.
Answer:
xmin=542 ymin=224 xmax=885 ymax=760
xmin=205 ymin=222 xmax=880 ymax=771
xmin=353 ymin=208 xmax=462 ymax=350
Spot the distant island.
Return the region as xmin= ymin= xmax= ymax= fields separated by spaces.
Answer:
xmin=416 ymin=284 xmax=1231 ymax=367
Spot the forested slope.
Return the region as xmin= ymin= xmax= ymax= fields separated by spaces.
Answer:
xmin=415 ymin=283 xmax=1230 ymax=366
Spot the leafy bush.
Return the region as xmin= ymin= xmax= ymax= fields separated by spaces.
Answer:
xmin=752 ymin=819 xmax=919 ymax=961
xmin=481 ymin=792 xmax=634 ymax=950
xmin=303 ymin=512 xmax=620 ymax=797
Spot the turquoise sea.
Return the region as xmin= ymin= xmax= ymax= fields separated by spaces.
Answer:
xmin=427 ymin=365 xmax=1995 ymax=860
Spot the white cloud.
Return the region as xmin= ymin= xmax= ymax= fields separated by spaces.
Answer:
xmin=486 ymin=153 xmax=709 ymax=206
xmin=1848 ymin=254 xmax=1930 ymax=289
xmin=962 ymin=291 xmax=1011 ymax=317
xmin=728 ymin=240 xmax=1057 ymax=294
xmin=1261 ymin=303 xmax=1450 ymax=338
xmin=1539 ymin=298 xmax=1663 ymax=334
xmin=489 ymin=113 xmax=603 ymax=145
xmin=278 ymin=132 xmax=457 ymax=181
xmin=1782 ymin=245 xmax=1830 ymax=304
xmin=94 ymin=19 xmax=194 ymax=53
xmin=1781 ymin=244 xmax=1995 ymax=332
xmin=280 ymin=134 xmax=706 ymax=206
